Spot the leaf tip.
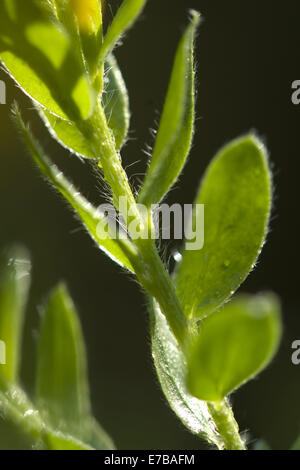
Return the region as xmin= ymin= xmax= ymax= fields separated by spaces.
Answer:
xmin=188 ymin=9 xmax=201 ymax=27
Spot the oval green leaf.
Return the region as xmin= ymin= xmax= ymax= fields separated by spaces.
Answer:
xmin=187 ymin=293 xmax=282 ymax=402
xmin=138 ymin=11 xmax=199 ymax=206
xmin=176 ymin=135 xmax=272 ymax=320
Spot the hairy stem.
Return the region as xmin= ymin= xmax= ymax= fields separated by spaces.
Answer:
xmin=131 ymin=242 xmax=188 ymax=345
xmin=83 ymin=103 xmax=245 ymax=450
xmin=208 ymin=400 xmax=246 ymax=450
xmin=84 ymin=104 xmax=188 ymax=344
xmin=83 ymin=103 xmax=141 ymax=225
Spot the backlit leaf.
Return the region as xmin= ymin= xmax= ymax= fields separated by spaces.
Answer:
xmin=139 ymin=11 xmax=199 ymax=206
xmin=176 ymin=135 xmax=272 ymax=320
xmin=103 ymin=54 xmax=130 ymax=150
xmin=187 ymin=293 xmax=282 ymax=402
xmin=98 ymin=0 xmax=147 ymax=64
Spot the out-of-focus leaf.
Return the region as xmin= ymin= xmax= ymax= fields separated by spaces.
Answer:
xmin=150 ymin=300 xmax=222 ymax=449
xmin=98 ymin=0 xmax=147 ymax=64
xmin=64 ymin=0 xmax=102 ymax=35
xmin=0 ymin=0 xmax=94 ymax=120
xmin=14 ymin=105 xmax=135 ymax=272
xmin=103 ymin=54 xmax=130 ymax=150
xmin=0 ymin=247 xmax=31 ymax=384
xmin=291 ymin=435 xmax=300 ymax=450
xmin=36 ymin=284 xmax=90 ymax=433
xmin=139 ymin=11 xmax=199 ymax=206
xmin=176 ymin=135 xmax=272 ymax=320
xmin=36 ymin=284 xmax=114 ymax=449
xmin=45 ymin=431 xmax=92 ymax=450
xmin=254 ymin=439 xmax=272 ymax=450
xmin=187 ymin=294 xmax=282 ymax=402
xmin=0 ymin=384 xmax=45 ymax=444
xmin=0 ymin=383 xmax=98 ymax=450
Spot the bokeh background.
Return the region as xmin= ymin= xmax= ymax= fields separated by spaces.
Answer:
xmin=0 ymin=0 xmax=299 ymax=450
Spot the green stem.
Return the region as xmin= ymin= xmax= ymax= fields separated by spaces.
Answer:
xmin=84 ymin=103 xmax=244 ymax=450
xmin=82 ymin=103 xmax=141 ymax=226
xmin=208 ymin=400 xmax=246 ymax=450
xmin=131 ymin=242 xmax=188 ymax=345
xmin=84 ymin=104 xmax=188 ymax=344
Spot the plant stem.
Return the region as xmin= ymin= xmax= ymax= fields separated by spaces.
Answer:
xmin=84 ymin=104 xmax=188 ymax=344
xmin=208 ymin=400 xmax=246 ymax=450
xmin=83 ymin=103 xmax=141 ymax=225
xmin=84 ymin=103 xmax=245 ymax=450
xmin=131 ymin=242 xmax=188 ymax=345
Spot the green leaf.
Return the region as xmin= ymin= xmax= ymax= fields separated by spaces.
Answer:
xmin=36 ymin=284 xmax=90 ymax=433
xmin=150 ymin=299 xmax=221 ymax=449
xmin=187 ymin=293 xmax=282 ymax=402
xmin=138 ymin=11 xmax=199 ymax=206
xmin=14 ymin=105 xmax=135 ymax=272
xmin=103 ymin=54 xmax=130 ymax=150
xmin=176 ymin=135 xmax=272 ymax=320
xmin=38 ymin=109 xmax=96 ymax=160
xmin=36 ymin=284 xmax=114 ymax=450
xmin=0 ymin=247 xmax=31 ymax=384
xmin=38 ymin=54 xmax=130 ymax=159
xmin=0 ymin=0 xmax=94 ymax=120
xmin=98 ymin=0 xmax=147 ymax=64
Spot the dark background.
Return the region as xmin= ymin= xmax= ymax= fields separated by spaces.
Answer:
xmin=0 ymin=0 xmax=299 ymax=450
